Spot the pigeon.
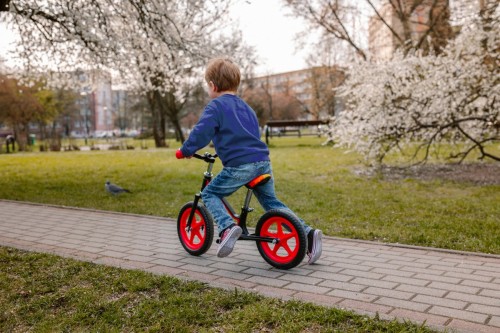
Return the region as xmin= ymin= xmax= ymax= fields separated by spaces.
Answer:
xmin=105 ymin=181 xmax=131 ymax=195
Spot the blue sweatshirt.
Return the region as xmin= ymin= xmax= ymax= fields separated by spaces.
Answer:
xmin=180 ymin=94 xmax=270 ymax=167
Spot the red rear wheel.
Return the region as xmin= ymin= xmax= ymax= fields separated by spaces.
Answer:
xmin=256 ymin=209 xmax=306 ymax=269
xmin=177 ymin=202 xmax=214 ymax=256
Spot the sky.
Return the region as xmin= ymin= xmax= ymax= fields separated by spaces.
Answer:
xmin=0 ymin=0 xmax=309 ymax=76
xmin=229 ymin=0 xmax=309 ymax=75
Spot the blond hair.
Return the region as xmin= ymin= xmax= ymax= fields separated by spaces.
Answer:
xmin=205 ymin=57 xmax=241 ymax=92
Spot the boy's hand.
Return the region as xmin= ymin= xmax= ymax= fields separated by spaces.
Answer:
xmin=175 ymin=149 xmax=185 ymax=159
xmin=175 ymin=149 xmax=191 ymax=159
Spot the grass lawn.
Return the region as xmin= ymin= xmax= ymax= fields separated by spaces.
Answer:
xmin=1 ymin=136 xmax=498 ymax=254
xmin=0 ymin=247 xmax=435 ymax=332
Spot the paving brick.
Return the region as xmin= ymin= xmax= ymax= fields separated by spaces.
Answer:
xmin=309 ymin=271 xmax=353 ymax=281
xmin=339 ymin=299 xmax=393 ymax=315
xmin=364 ymin=287 xmax=415 ymax=300
xmin=462 ymin=279 xmax=500 ymax=291
xmin=334 ymin=262 xmax=373 ymax=272
xmin=429 ymin=306 xmax=488 ymax=323
xmin=446 ymin=291 xmax=500 ymax=306
xmin=458 ymin=264 xmax=500 ymax=274
xmin=372 ymin=267 xmax=415 ymax=278
xmin=283 ymin=282 xmax=331 ymax=294
xmin=480 ymin=289 xmax=500 ymax=298
xmin=179 ymin=256 xmax=217 ymax=266
xmin=252 ymin=285 xmax=296 ymax=299
xmin=351 ymin=255 xmax=390 ymax=263
xmin=327 ymin=289 xmax=377 ymax=302
xmin=339 ymin=269 xmax=384 ymax=280
xmin=293 ymin=292 xmax=342 ymax=306
xmin=209 ymin=261 xmax=249 ymax=273
xmin=180 ymin=270 xmax=219 ymax=282
xmin=413 ymin=273 xmax=461 ymax=284
xmin=118 ymin=260 xmax=155 ymax=270
xmin=376 ymin=253 xmax=415 ymax=262
xmin=243 ymin=267 xmax=285 ymax=278
xmin=360 ymin=261 xmax=402 ymax=270
xmin=146 ymin=265 xmax=185 ymax=276
xmin=178 ymin=263 xmax=217 ymax=274
xmin=413 ymin=294 xmax=467 ymax=309
xmin=382 ymin=274 xmax=430 ymax=286
xmin=444 ymin=270 xmax=494 ymax=282
xmin=122 ymin=254 xmax=156 ymax=263
xmin=375 ymin=297 xmax=430 ymax=312
xmin=427 ymin=281 xmax=480 ymax=295
xmin=475 ymin=270 xmax=500 ymax=279
xmin=388 ymin=308 xmax=449 ymax=327
xmin=246 ymin=276 xmax=289 ymax=288
xmin=489 ymin=316 xmax=500 ymax=328
xmin=211 ymin=269 xmax=254 ymax=281
xmin=149 ymin=258 xmax=186 ymax=268
xmin=446 ymin=319 xmax=499 ymax=333
xmin=126 ymin=249 xmax=157 ymax=257
xmin=100 ymin=250 xmax=130 ymax=258
xmin=396 ymin=284 xmax=447 ymax=297
xmin=350 ymin=277 xmax=398 ymax=289
xmin=466 ymin=303 xmax=500 ymax=316
xmin=92 ymin=256 xmax=128 ymax=267
xmin=283 ymin=274 xmax=324 ymax=285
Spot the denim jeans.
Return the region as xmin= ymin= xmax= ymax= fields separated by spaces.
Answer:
xmin=201 ymin=161 xmax=311 ymax=235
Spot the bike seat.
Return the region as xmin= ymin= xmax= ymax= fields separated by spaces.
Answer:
xmin=245 ymin=174 xmax=271 ymax=189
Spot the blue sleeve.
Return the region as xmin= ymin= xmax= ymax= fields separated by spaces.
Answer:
xmin=180 ymin=103 xmax=219 ymax=156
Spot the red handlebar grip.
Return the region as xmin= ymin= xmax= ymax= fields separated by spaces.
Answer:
xmin=175 ymin=149 xmax=185 ymax=159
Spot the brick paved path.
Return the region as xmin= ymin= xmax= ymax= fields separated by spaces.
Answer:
xmin=1 ymin=200 xmax=499 ymax=333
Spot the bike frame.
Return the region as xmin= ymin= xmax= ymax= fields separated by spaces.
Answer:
xmin=187 ymin=153 xmax=277 ymax=244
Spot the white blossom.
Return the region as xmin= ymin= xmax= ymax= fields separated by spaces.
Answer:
xmin=334 ymin=9 xmax=499 ymax=164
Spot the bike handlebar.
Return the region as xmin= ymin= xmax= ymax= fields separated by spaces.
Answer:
xmin=193 ymin=152 xmax=218 ymax=163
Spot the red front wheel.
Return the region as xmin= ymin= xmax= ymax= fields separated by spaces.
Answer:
xmin=177 ymin=202 xmax=214 ymax=256
xmin=255 ymin=209 xmax=306 ymax=269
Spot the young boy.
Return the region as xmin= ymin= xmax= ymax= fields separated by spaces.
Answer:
xmin=176 ymin=57 xmax=322 ymax=264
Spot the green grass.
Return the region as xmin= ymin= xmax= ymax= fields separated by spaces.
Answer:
xmin=0 ymin=247 xmax=435 ymax=332
xmin=1 ymin=136 xmax=498 ymax=254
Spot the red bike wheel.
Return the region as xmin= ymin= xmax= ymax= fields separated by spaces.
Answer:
xmin=177 ymin=202 xmax=214 ymax=256
xmin=255 ymin=209 xmax=306 ymax=269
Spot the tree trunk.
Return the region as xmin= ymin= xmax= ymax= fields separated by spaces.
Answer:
xmin=152 ymin=91 xmax=167 ymax=148
xmin=171 ymin=118 xmax=185 ymax=143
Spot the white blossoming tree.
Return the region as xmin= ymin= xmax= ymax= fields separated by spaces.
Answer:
xmin=333 ymin=6 xmax=499 ymax=165
xmin=0 ymin=0 xmax=256 ymax=145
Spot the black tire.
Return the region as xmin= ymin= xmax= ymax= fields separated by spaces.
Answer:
xmin=177 ymin=202 xmax=214 ymax=256
xmin=255 ymin=209 xmax=307 ymax=269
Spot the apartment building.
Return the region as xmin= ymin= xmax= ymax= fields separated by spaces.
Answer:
xmin=243 ymin=66 xmax=345 ymax=120
xmin=368 ymin=0 xmax=450 ymax=61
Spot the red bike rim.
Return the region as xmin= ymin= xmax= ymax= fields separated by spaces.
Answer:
xmin=259 ymin=216 xmax=299 ymax=264
xmin=179 ymin=208 xmax=206 ymax=251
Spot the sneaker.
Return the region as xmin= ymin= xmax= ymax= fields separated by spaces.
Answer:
xmin=307 ymin=229 xmax=323 ymax=264
xmin=216 ymin=225 xmax=242 ymax=258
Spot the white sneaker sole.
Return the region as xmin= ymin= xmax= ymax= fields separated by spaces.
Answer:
xmin=217 ymin=226 xmax=242 ymax=258
xmin=308 ymin=229 xmax=323 ymax=264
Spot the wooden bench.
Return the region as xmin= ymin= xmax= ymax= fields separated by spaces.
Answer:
xmin=264 ymin=120 xmax=329 ymax=144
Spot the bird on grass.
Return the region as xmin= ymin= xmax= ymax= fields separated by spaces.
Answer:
xmin=105 ymin=181 xmax=131 ymax=195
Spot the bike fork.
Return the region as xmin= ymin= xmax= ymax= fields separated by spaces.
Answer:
xmin=186 ymin=193 xmax=201 ymax=230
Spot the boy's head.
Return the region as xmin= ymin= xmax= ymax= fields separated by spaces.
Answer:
xmin=205 ymin=57 xmax=240 ymax=93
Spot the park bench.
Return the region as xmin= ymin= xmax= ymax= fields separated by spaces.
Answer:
xmin=264 ymin=119 xmax=329 ymax=144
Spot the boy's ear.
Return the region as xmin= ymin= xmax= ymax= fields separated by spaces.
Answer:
xmin=210 ymin=81 xmax=218 ymax=92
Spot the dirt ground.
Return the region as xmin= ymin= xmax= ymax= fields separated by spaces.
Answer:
xmin=358 ymin=162 xmax=500 ymax=186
